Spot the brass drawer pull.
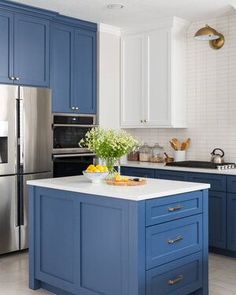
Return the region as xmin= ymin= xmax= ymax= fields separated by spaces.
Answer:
xmin=168 ymin=275 xmax=184 ymax=285
xmin=168 ymin=235 xmax=184 ymax=245
xmin=168 ymin=205 xmax=183 ymax=212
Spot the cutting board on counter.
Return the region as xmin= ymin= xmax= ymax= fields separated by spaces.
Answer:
xmin=106 ymin=178 xmax=147 ymax=186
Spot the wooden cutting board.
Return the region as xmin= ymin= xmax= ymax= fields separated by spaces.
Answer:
xmin=106 ymin=178 xmax=147 ymax=186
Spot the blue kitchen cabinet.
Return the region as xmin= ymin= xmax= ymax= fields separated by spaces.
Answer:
xmin=29 ymin=186 xmax=209 ymax=295
xmin=0 ymin=10 xmax=14 ymax=84
xmin=227 ymin=176 xmax=236 ymax=193
xmin=188 ymin=173 xmax=226 ymax=192
xmin=50 ymin=23 xmax=73 ymax=113
xmin=121 ymin=166 xmax=232 ymax=253
xmin=155 ymin=170 xmax=187 ymax=181
xmin=227 ymin=193 xmax=236 ymax=251
xmin=14 ymin=14 xmax=50 ymax=87
xmin=209 ymin=191 xmax=226 ymax=249
xmin=73 ymin=28 xmax=97 ymax=114
xmin=0 ymin=10 xmax=50 ymax=87
xmin=121 ymin=167 xmax=155 ymax=178
xmin=51 ymin=24 xmax=97 ymax=114
xmin=188 ymin=173 xmax=227 ymax=249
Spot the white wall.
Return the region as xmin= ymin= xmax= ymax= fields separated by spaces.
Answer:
xmin=127 ymin=13 xmax=236 ymax=163
xmin=98 ymin=24 xmax=120 ymax=129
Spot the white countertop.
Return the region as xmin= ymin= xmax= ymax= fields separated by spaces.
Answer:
xmin=121 ymin=160 xmax=236 ymax=175
xmin=27 ymin=175 xmax=210 ymax=201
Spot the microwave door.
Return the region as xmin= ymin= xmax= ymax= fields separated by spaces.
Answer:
xmin=0 ymin=85 xmax=18 ymax=176
xmin=19 ymin=87 xmax=52 ymax=174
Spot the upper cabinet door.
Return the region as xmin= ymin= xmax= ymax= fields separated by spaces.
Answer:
xmin=51 ymin=23 xmax=73 ymax=113
xmin=120 ymin=18 xmax=187 ymax=128
xmin=121 ymin=35 xmax=145 ymax=127
xmin=146 ymin=30 xmax=171 ymax=127
xmin=0 ymin=11 xmax=14 ymax=84
xmin=14 ymin=14 xmax=49 ymax=87
xmin=73 ymin=29 xmax=97 ymax=114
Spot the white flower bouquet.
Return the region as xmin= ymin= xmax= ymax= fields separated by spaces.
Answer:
xmin=79 ymin=127 xmax=139 ymax=172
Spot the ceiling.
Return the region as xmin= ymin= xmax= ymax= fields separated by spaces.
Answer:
xmin=11 ymin=0 xmax=236 ymax=28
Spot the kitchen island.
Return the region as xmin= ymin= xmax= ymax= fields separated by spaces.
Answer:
xmin=28 ymin=176 xmax=210 ymax=295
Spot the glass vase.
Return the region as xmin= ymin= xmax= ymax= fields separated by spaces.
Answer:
xmin=104 ymin=158 xmax=118 ymax=178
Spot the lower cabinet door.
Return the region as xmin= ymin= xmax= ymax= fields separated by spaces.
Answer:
xmin=209 ymin=191 xmax=226 ymax=249
xmin=227 ymin=193 xmax=236 ymax=251
xmin=121 ymin=167 xmax=155 ymax=178
xmin=155 ymin=170 xmax=187 ymax=181
xmin=146 ymin=252 xmax=202 ymax=295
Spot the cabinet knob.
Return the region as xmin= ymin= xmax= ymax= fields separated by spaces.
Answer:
xmin=75 ymin=107 xmax=79 ymax=110
xmin=144 ymin=119 xmax=147 ymax=123
xmin=71 ymin=107 xmax=75 ymax=110
xmin=140 ymin=120 xmax=143 ymax=123
xmin=9 ymin=76 xmax=15 ymax=80
xmin=15 ymin=77 xmax=20 ymax=81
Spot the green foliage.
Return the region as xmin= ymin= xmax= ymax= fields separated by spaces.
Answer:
xmin=79 ymin=128 xmax=139 ymax=161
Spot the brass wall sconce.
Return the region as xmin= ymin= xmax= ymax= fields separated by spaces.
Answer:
xmin=194 ymin=25 xmax=225 ymax=50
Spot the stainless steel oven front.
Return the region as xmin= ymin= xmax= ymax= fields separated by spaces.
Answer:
xmin=52 ymin=113 xmax=97 ymax=154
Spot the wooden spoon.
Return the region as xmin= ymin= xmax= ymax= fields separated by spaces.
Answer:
xmin=181 ymin=142 xmax=187 ymax=150
xmin=169 ymin=140 xmax=178 ymax=151
xmin=185 ymin=138 xmax=191 ymax=150
xmin=172 ymin=138 xmax=181 ymax=150
xmin=181 ymin=138 xmax=191 ymax=150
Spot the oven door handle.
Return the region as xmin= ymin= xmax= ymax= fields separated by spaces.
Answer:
xmin=53 ymin=153 xmax=95 ymax=158
xmin=53 ymin=124 xmax=98 ymax=128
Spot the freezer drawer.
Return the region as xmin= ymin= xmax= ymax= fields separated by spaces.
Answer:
xmin=0 ymin=175 xmax=19 ymax=254
xmin=20 ymin=172 xmax=52 ymax=250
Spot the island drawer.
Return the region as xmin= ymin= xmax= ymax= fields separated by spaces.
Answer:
xmin=146 ymin=215 xmax=202 ymax=269
xmin=146 ymin=191 xmax=203 ymax=226
xmin=146 ymin=252 xmax=202 ymax=295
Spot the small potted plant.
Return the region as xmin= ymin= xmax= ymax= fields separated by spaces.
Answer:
xmin=79 ymin=127 xmax=139 ymax=174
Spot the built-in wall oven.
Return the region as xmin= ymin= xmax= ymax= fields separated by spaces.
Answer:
xmin=52 ymin=114 xmax=97 ymax=177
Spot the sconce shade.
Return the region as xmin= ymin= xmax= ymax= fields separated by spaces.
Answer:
xmin=194 ymin=25 xmax=225 ymax=49
xmin=194 ymin=25 xmax=220 ymax=41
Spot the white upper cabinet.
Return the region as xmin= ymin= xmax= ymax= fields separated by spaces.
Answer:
xmin=121 ymin=34 xmax=144 ymax=127
xmin=120 ymin=17 xmax=188 ymax=128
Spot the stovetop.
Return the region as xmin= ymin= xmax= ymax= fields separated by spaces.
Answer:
xmin=166 ymin=161 xmax=236 ymax=170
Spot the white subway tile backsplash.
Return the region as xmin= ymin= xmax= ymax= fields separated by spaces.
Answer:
xmin=127 ymin=13 xmax=236 ymax=163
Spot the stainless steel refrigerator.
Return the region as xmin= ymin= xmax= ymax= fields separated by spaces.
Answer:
xmin=0 ymin=85 xmax=52 ymax=255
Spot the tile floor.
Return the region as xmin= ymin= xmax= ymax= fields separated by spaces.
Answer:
xmin=0 ymin=252 xmax=235 ymax=294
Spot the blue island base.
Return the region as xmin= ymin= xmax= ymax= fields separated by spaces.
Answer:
xmin=29 ymin=186 xmax=209 ymax=295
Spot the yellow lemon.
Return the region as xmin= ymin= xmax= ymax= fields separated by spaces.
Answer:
xmin=115 ymin=175 xmax=122 ymax=182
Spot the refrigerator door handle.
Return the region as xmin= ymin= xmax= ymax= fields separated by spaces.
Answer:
xmin=19 ymin=98 xmax=24 ymax=168
xmin=15 ymin=177 xmax=19 ymax=227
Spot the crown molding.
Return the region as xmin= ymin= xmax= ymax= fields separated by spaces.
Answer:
xmin=98 ymin=23 xmax=121 ymax=36
xmin=121 ymin=16 xmax=190 ymax=35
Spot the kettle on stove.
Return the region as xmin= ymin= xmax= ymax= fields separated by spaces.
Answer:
xmin=210 ymin=148 xmax=225 ymax=164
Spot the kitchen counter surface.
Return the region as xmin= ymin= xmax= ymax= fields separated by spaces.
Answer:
xmin=27 ymin=175 xmax=210 ymax=201
xmin=121 ymin=160 xmax=236 ymax=175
